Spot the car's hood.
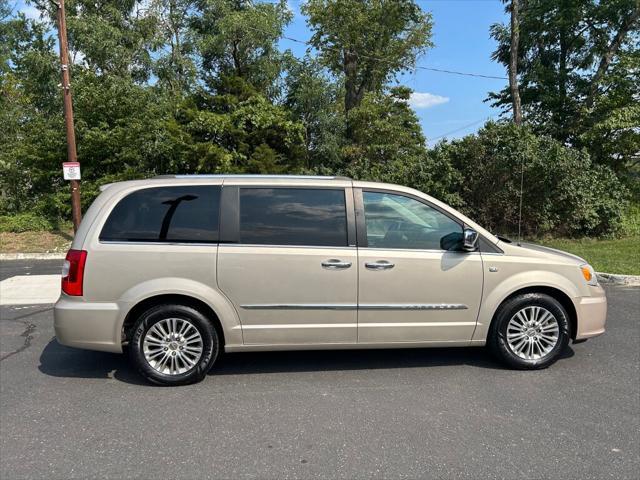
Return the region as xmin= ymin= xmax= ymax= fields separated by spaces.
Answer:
xmin=516 ymin=242 xmax=587 ymax=266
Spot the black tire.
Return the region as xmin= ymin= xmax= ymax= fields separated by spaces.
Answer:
xmin=129 ymin=304 xmax=219 ymax=386
xmin=488 ymin=293 xmax=570 ymax=370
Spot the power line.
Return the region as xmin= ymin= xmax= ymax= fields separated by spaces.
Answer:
xmin=277 ymin=32 xmax=507 ymax=80
xmin=243 ymin=22 xmax=507 ymax=80
xmin=427 ymin=116 xmax=494 ymax=143
xmin=411 ymin=66 xmax=506 ymax=80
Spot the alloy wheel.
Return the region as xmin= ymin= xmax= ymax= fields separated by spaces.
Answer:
xmin=143 ymin=318 xmax=203 ymax=375
xmin=506 ymin=306 xmax=560 ymax=360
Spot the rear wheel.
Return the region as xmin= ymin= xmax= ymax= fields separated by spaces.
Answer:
xmin=129 ymin=304 xmax=219 ymax=385
xmin=488 ymin=293 xmax=570 ymax=369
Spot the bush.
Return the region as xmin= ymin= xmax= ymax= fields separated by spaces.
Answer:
xmin=430 ymin=122 xmax=628 ymax=237
xmin=0 ymin=213 xmax=54 ymax=233
xmin=621 ymin=203 xmax=640 ymax=237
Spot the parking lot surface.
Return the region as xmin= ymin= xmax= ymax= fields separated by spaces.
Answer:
xmin=1 ymin=260 xmax=638 ymax=479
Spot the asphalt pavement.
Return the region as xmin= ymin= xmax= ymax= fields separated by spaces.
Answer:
xmin=0 ymin=259 xmax=638 ymax=479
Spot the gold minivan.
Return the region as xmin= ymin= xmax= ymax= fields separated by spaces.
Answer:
xmin=54 ymin=175 xmax=607 ymax=385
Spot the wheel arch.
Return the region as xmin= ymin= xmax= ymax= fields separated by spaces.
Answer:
xmin=122 ymin=294 xmax=227 ymax=347
xmin=115 ymin=277 xmax=243 ymax=349
xmin=485 ymin=286 xmax=578 ymax=341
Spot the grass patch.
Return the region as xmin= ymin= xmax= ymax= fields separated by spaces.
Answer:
xmin=538 ymin=236 xmax=640 ymax=275
xmin=0 ymin=230 xmax=72 ymax=254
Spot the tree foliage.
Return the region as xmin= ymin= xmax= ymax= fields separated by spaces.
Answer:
xmin=340 ymin=87 xmax=463 ymax=208
xmin=303 ymin=0 xmax=433 ymax=120
xmin=490 ymin=0 xmax=640 ymax=173
xmin=193 ymin=0 xmax=292 ymax=96
xmin=432 ymin=122 xmax=628 ymax=237
xmin=0 ymin=0 xmax=633 ymax=238
xmin=284 ymin=54 xmax=345 ymax=169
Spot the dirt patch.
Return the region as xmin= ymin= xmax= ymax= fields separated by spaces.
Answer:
xmin=0 ymin=231 xmax=72 ymax=254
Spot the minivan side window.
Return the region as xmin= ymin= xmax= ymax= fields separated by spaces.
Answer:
xmin=239 ymin=188 xmax=348 ymax=246
xmin=100 ymin=186 xmax=221 ymax=243
xmin=362 ymin=191 xmax=462 ymax=250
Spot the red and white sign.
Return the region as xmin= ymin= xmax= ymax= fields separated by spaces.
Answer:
xmin=62 ymin=162 xmax=81 ymax=180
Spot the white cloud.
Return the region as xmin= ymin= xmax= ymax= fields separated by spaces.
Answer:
xmin=408 ymin=92 xmax=450 ymax=109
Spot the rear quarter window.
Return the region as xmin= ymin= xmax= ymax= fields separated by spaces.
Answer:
xmin=99 ymin=185 xmax=221 ymax=243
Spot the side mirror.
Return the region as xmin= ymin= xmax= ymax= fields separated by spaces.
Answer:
xmin=440 ymin=231 xmax=462 ymax=251
xmin=463 ymin=228 xmax=479 ymax=252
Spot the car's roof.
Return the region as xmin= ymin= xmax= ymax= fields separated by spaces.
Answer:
xmin=100 ymin=175 xmax=352 ymax=191
xmin=153 ymin=174 xmax=352 ymax=181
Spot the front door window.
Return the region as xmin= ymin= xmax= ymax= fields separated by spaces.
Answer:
xmin=362 ymin=191 xmax=462 ymax=250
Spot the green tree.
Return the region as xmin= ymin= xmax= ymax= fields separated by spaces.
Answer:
xmin=342 ymin=87 xmax=462 ymax=206
xmin=284 ymin=54 xmax=345 ymax=169
xmin=27 ymin=0 xmax=160 ymax=83
xmin=192 ymin=0 xmax=292 ymax=96
xmin=169 ymin=77 xmax=306 ymax=174
xmin=489 ymin=0 xmax=640 ymax=173
xmin=0 ymin=9 xmax=63 ymax=215
xmin=303 ymin=0 xmax=433 ymax=128
xmin=2 ymin=0 xmax=632 ymax=239
xmin=149 ymin=0 xmax=198 ymax=97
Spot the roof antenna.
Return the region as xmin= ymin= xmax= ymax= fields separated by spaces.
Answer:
xmin=517 ymin=152 xmax=524 ymax=246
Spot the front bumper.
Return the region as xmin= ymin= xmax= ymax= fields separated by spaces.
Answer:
xmin=574 ymin=286 xmax=607 ymax=340
xmin=54 ymin=295 xmax=123 ymax=353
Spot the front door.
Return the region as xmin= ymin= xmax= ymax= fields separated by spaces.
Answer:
xmin=218 ymin=186 xmax=357 ymax=345
xmin=357 ymin=190 xmax=483 ymax=344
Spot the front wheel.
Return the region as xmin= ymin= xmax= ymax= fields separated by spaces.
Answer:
xmin=129 ymin=304 xmax=219 ymax=385
xmin=488 ymin=293 xmax=570 ymax=369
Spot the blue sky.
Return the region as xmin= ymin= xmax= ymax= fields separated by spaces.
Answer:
xmin=17 ymin=0 xmax=509 ymax=142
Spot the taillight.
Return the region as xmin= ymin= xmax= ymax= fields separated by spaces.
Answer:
xmin=61 ymin=249 xmax=87 ymax=296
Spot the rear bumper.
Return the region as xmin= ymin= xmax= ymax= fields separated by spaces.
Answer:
xmin=574 ymin=286 xmax=607 ymax=340
xmin=54 ymin=296 xmax=123 ymax=353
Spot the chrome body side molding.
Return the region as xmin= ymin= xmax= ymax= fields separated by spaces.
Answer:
xmin=240 ymin=303 xmax=468 ymax=311
xmin=359 ymin=304 xmax=468 ymax=311
xmin=241 ymin=304 xmax=356 ymax=310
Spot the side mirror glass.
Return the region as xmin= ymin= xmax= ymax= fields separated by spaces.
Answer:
xmin=463 ymin=228 xmax=479 ymax=252
xmin=440 ymin=231 xmax=462 ymax=251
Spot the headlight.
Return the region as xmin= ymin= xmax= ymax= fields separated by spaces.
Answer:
xmin=580 ymin=264 xmax=598 ymax=286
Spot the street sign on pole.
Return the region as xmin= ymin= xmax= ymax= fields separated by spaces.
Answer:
xmin=62 ymin=162 xmax=81 ymax=180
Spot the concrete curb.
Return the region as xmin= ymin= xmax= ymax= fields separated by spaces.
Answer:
xmin=596 ymin=272 xmax=640 ymax=286
xmin=0 ymin=253 xmax=66 ymax=260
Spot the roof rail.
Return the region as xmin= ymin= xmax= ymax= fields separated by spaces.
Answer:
xmin=153 ymin=174 xmax=351 ymax=180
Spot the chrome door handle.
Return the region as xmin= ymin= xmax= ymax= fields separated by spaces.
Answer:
xmin=321 ymin=259 xmax=352 ymax=270
xmin=365 ymin=260 xmax=395 ymax=270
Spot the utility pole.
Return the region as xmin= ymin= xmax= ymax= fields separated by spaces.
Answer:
xmin=54 ymin=0 xmax=82 ymax=232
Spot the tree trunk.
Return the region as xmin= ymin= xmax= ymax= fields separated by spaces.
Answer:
xmin=232 ymin=39 xmax=242 ymax=77
xmin=509 ymin=0 xmax=522 ymax=125
xmin=343 ymin=49 xmax=359 ymax=113
xmin=343 ymin=49 xmax=358 ymax=138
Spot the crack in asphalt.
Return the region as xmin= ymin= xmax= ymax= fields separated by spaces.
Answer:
xmin=0 ymin=322 xmax=36 ymax=362
xmin=0 ymin=307 xmax=51 ymax=362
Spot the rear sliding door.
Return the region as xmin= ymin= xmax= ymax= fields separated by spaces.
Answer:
xmin=217 ymin=185 xmax=358 ymax=345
